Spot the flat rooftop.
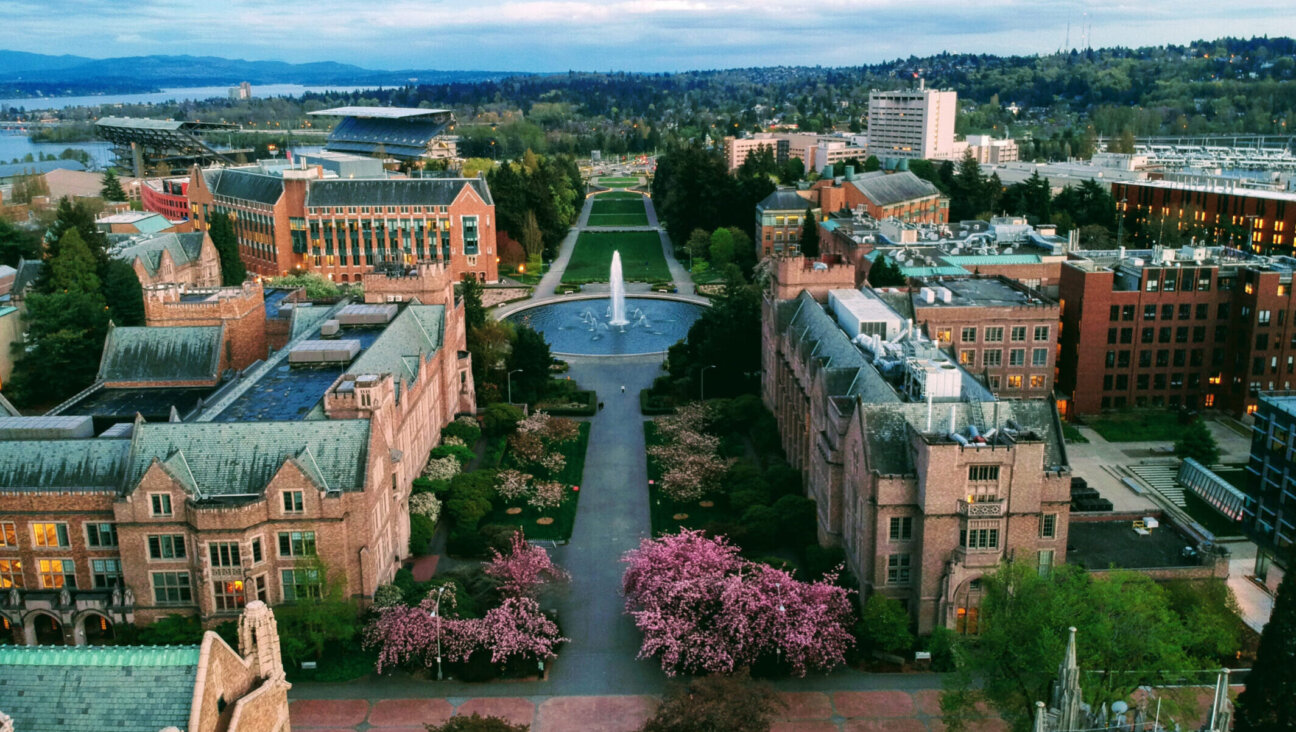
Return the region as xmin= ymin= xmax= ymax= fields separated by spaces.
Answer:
xmin=60 ymin=385 xmax=216 ymax=423
xmin=914 ymin=278 xmax=1052 ymax=308
xmin=1066 ymin=520 xmax=1199 ymax=571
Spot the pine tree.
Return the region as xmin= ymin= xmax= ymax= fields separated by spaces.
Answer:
xmin=48 ymin=230 xmax=100 ymax=296
xmin=1235 ymin=547 xmax=1296 ymax=732
xmin=207 ymin=212 xmax=247 ymax=286
xmin=799 ymin=206 xmax=820 ymax=258
xmin=44 ymin=197 xmax=108 ymax=275
xmin=100 ymin=169 xmax=127 ymax=202
xmin=101 ymin=259 xmax=145 ymax=326
xmin=868 ymin=256 xmax=906 ymax=287
xmin=1174 ymin=418 xmax=1221 ymax=466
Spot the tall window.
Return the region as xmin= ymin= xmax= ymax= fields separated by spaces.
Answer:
xmin=148 ymin=535 xmax=187 ymax=560
xmin=32 ymin=523 xmax=70 ymax=548
xmin=984 ymin=327 xmax=1004 ymax=342
xmin=889 ymin=516 xmax=913 ymax=541
xmin=1032 ymin=348 xmax=1049 ymax=366
xmin=961 ymin=327 xmax=978 ymax=342
xmin=983 ymin=350 xmax=1002 ymax=367
xmin=282 ymin=568 xmax=322 ymax=601
xmin=152 ymin=572 xmax=192 ymax=605
xmin=1010 ymin=326 xmax=1027 ymax=342
xmin=85 ymin=523 xmax=118 ymax=548
xmin=1033 ymin=325 xmax=1049 ymax=341
xmin=251 ymin=537 xmax=264 ymax=564
xmin=213 ymin=581 xmax=246 ymax=612
xmin=208 ymin=542 xmax=242 ymax=567
xmin=1009 ymin=349 xmax=1025 ymax=366
xmin=1039 ymin=514 xmax=1057 ymax=539
xmin=282 ymin=491 xmax=304 ymax=514
xmin=0 ymin=559 xmax=22 ymax=588
xmin=968 ymin=465 xmax=1000 ymax=482
xmin=150 ymin=494 xmax=173 ymax=517
xmin=278 ymin=531 xmax=316 ymax=558
xmin=887 ymin=554 xmax=911 ymax=585
xmin=91 ymin=559 xmax=122 ymax=589
xmin=0 ymin=521 xmax=16 ymax=547
xmin=38 ymin=559 xmax=75 ymax=589
xmin=960 ymin=522 xmax=1000 ymax=551
xmin=1037 ymin=549 xmax=1055 ymax=577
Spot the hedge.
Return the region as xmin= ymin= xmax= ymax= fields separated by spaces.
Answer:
xmin=537 ymin=389 xmax=597 ymax=417
xmin=640 ymin=389 xmax=676 ymax=415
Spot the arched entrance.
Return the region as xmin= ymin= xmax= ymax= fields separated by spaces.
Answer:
xmin=952 ymin=576 xmax=986 ymax=635
xmin=81 ymin=613 xmax=114 ymax=645
xmin=30 ymin=613 xmax=65 ymax=645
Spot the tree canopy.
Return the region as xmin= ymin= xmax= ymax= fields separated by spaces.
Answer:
xmin=207 ymin=211 xmax=247 ymax=286
xmin=1235 ymin=547 xmax=1296 ymax=732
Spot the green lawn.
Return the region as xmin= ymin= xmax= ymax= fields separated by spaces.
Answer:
xmin=587 ymin=196 xmax=649 ymax=227
xmin=593 ymin=191 xmax=645 ymax=200
xmin=645 ymin=421 xmax=729 ymax=534
xmin=487 ymin=422 xmax=590 ymax=542
xmin=562 ymin=231 xmax=671 ymax=284
xmin=1084 ymin=411 xmax=1189 ymax=442
xmin=597 ymin=176 xmax=641 ymax=187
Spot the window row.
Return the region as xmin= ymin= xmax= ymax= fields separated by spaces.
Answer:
xmin=953 ymin=325 xmax=1050 ymax=343
xmin=959 ymin=348 xmax=1050 ymax=367
xmin=0 ymin=521 xmax=119 ymax=549
xmin=0 ymin=558 xmax=121 ymax=590
xmin=146 ymin=532 xmax=311 ymax=562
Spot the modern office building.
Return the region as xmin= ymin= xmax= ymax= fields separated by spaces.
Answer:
xmin=762 ymin=258 xmax=1071 ymax=633
xmin=866 ymin=86 xmax=959 ymax=161
xmin=1058 ymin=244 xmax=1296 ymax=418
xmin=186 ymin=163 xmax=498 ymax=283
xmin=1243 ymin=391 xmax=1293 ymax=593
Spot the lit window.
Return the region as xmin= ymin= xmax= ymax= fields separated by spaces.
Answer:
xmin=1030 ymin=375 xmax=1046 ymax=388
xmin=213 ymin=580 xmax=246 ymax=612
xmin=38 ymin=559 xmax=76 ymax=589
xmin=0 ymin=522 xmax=16 ymax=547
xmin=1007 ymin=375 xmax=1024 ymax=388
xmin=0 ymin=559 xmax=23 ymax=589
xmin=32 ymin=523 xmax=70 ymax=548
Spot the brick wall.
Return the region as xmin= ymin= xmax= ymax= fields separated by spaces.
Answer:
xmin=144 ymin=282 xmax=269 ymax=371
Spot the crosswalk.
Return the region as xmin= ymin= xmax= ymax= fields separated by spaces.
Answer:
xmin=1125 ymin=463 xmax=1187 ymax=507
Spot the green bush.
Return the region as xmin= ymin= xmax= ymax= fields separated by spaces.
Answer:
xmin=739 ymin=505 xmax=782 ymax=550
xmin=431 ymin=443 xmax=476 ymax=465
xmin=442 ymin=418 xmax=483 ymax=446
xmin=448 ymin=529 xmax=488 ymax=558
xmin=927 ymin=626 xmax=957 ymax=672
xmin=639 ymin=389 xmax=676 ymax=415
xmin=483 ymin=436 xmax=507 ymax=468
xmin=482 ymin=403 xmax=525 ymax=436
xmin=267 ymin=272 xmax=341 ymax=300
xmin=412 ymin=477 xmax=448 ymax=495
xmin=410 ymin=513 xmax=436 ymax=555
xmin=773 ymin=494 xmax=818 ymax=547
xmin=538 ymin=389 xmax=597 ymax=416
xmin=858 ymin=594 xmax=914 ymax=656
xmin=802 ymin=544 xmax=847 ymax=581
xmin=373 ymin=584 xmax=404 ymax=608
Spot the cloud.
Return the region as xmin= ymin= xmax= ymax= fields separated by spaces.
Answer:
xmin=8 ymin=0 xmax=1296 ymax=71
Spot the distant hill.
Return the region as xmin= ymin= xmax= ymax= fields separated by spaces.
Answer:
xmin=0 ymin=50 xmax=523 ymax=97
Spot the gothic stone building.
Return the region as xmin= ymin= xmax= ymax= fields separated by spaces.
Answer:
xmin=762 ymin=258 xmax=1072 ymax=633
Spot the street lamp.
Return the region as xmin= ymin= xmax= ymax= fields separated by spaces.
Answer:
xmin=428 ymin=585 xmax=450 ymax=681
xmin=700 ymin=364 xmax=717 ymax=401
xmin=507 ymin=368 xmax=524 ymax=404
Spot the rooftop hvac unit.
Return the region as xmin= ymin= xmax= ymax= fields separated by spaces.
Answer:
xmin=920 ymin=287 xmax=935 ymax=304
xmin=936 ymin=287 xmax=953 ymax=303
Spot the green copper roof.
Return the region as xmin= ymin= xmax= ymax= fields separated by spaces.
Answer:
xmin=98 ymin=325 xmax=223 ymax=383
xmin=0 ymin=439 xmax=128 ymax=492
xmin=346 ymin=304 xmax=445 ymax=400
xmin=0 ymin=645 xmax=200 ymax=732
xmin=898 ymin=265 xmax=970 ymax=277
xmin=126 ymin=420 xmax=370 ymax=496
xmin=942 ymin=254 xmax=1043 ymax=265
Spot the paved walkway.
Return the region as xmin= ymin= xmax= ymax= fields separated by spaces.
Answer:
xmin=290 ymin=689 xmax=1002 ymax=732
xmin=528 ymin=198 xmax=592 ymax=300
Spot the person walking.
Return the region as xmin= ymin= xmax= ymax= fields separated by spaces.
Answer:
xmin=621 ymin=385 xmax=626 ymax=393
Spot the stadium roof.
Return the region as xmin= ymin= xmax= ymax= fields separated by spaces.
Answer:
xmin=308 ymin=106 xmax=452 ymax=119
xmin=96 ymin=117 xmax=237 ymax=132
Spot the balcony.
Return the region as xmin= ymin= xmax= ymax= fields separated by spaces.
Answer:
xmin=956 ymin=498 xmax=1006 ymax=518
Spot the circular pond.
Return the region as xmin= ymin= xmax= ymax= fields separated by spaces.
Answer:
xmin=505 ymin=297 xmax=705 ymax=356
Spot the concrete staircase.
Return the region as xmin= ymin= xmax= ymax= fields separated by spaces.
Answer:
xmin=1125 ymin=462 xmax=1187 ymax=507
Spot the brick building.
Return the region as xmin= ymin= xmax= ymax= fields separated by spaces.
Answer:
xmin=187 ymin=164 xmax=498 ymax=284
xmin=1112 ymin=179 xmax=1296 ymax=256
xmin=1058 ymin=245 xmax=1296 ymax=417
xmin=0 ymin=261 xmax=474 ymax=640
xmin=143 ymin=281 xmax=269 ymax=371
xmin=763 ymin=258 xmax=1071 ymax=633
xmin=755 ymin=188 xmax=819 ymax=257
xmin=814 ymin=170 xmax=948 ymax=225
xmin=0 ymin=601 xmax=290 ymax=731
xmin=109 ymin=231 xmax=221 ymax=288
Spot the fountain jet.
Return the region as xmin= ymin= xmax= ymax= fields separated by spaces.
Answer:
xmin=609 ymin=250 xmax=629 ymax=326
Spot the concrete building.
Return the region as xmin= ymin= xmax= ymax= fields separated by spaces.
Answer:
xmin=1112 ymin=178 xmax=1296 ymax=257
xmin=867 ymin=86 xmax=958 ymax=161
xmin=0 ymin=601 xmax=290 ymax=731
xmin=805 ymin=139 xmax=870 ymax=176
xmin=1057 ymin=244 xmax=1296 ymax=418
xmin=1244 ymin=391 xmax=1294 ymax=594
xmin=755 ymin=188 xmax=818 ymax=257
xmin=0 ymin=261 xmax=474 ymax=634
xmin=762 ymin=258 xmax=1070 ymax=633
xmin=108 ymin=231 xmax=221 ymax=289
xmin=815 ymin=170 xmax=949 ymax=226
xmin=722 ymin=133 xmax=821 ymax=171
xmin=187 ymin=163 xmax=498 ymax=283
xmin=961 ymin=135 xmax=1019 ymax=164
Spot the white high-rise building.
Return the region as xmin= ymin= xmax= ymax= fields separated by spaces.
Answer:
xmin=867 ymin=85 xmax=958 ymax=160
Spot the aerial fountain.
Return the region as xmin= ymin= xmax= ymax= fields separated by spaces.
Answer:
xmin=608 ymin=250 xmax=629 ymax=326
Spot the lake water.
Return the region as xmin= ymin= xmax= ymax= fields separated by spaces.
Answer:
xmin=0 ymin=84 xmax=381 ymax=112
xmin=0 ymin=132 xmax=113 ymax=167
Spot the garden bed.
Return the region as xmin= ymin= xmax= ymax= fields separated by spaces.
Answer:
xmin=489 ymin=422 xmax=591 ymax=542
xmin=536 ymin=389 xmax=597 ymax=416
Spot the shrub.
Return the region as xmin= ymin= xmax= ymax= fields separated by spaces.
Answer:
xmin=431 ymin=443 xmax=476 ymax=465
xmin=442 ymin=417 xmax=483 ymax=446
xmin=445 ymin=474 xmax=494 ymax=531
xmin=410 ymin=513 xmax=437 ymax=555
xmin=927 ymin=626 xmax=957 ymax=672
xmin=641 ymin=669 xmax=785 ymax=732
xmin=495 ymin=469 xmax=533 ymax=501
xmin=427 ymin=712 xmax=528 ymax=732
xmin=738 ymin=504 xmax=782 ymax=550
xmin=411 ymin=493 xmax=443 ymax=524
xmin=773 ymin=494 xmax=818 ymax=547
xmin=449 ymin=530 xmax=489 ymax=558
xmin=857 ymin=593 xmax=914 ymax=656
xmin=373 ymin=584 xmax=405 ymax=609
xmin=412 ymin=477 xmax=446 ymax=495
xmin=479 ymin=524 xmax=524 ymax=555
xmin=423 ymin=456 xmax=462 ymax=481
xmin=483 ymin=403 xmax=525 ymax=436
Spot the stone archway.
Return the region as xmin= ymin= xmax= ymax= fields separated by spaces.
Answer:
xmin=78 ymin=612 xmax=115 ymax=645
xmin=950 ymin=575 xmax=986 ymax=635
xmin=26 ymin=612 xmax=66 ymax=646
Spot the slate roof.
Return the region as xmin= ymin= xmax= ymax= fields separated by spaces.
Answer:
xmin=0 ymin=644 xmax=199 ymax=732
xmin=206 ymin=168 xmax=284 ymax=206
xmin=111 ymin=232 xmax=207 ymax=277
xmin=757 ymin=189 xmax=814 ymax=213
xmin=306 ymin=178 xmax=493 ymax=208
xmin=98 ymin=325 xmax=223 ymax=383
xmin=850 ymin=171 xmax=942 ymax=207
xmin=11 ymin=258 xmax=44 ymax=297
xmin=125 ymin=420 xmax=370 ymax=497
xmin=0 ymin=439 xmax=128 ymax=492
xmin=346 ymin=304 xmax=445 ymax=400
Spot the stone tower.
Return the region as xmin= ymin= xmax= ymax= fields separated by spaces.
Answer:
xmin=238 ymin=600 xmax=285 ymax=680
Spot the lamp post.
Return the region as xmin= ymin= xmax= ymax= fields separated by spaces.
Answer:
xmin=428 ymin=585 xmax=449 ymax=681
xmin=508 ymin=368 xmax=524 ymax=404
xmin=700 ymin=364 xmax=717 ymax=401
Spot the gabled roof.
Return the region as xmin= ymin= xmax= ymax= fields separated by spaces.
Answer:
xmin=850 ymin=171 xmax=941 ymax=207
xmin=0 ymin=439 xmax=129 ymax=492
xmin=125 ymin=420 xmax=370 ymax=497
xmin=207 ymin=168 xmax=284 ymax=206
xmin=345 ymin=304 xmax=444 ymax=398
xmin=98 ymin=325 xmax=223 ymax=383
xmin=0 ymin=644 xmax=199 ymax=732
xmin=306 ymin=178 xmax=493 ymax=208
xmin=757 ymin=189 xmax=815 ymax=213
xmin=111 ymin=232 xmax=207 ymax=277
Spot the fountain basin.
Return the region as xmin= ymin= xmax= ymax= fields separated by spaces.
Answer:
xmin=503 ymin=296 xmax=706 ymax=356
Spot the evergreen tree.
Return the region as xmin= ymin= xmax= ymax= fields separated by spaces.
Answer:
xmin=506 ymin=325 xmax=552 ymax=404
xmin=43 ymin=197 xmax=108 ymax=275
xmin=867 ymin=256 xmax=906 ymax=287
xmin=520 ymin=209 xmax=544 ymax=262
xmin=799 ymin=206 xmax=820 ymax=258
xmin=0 ymin=218 xmax=41 ymax=267
xmin=48 ymin=230 xmax=100 ymax=295
xmin=100 ymin=169 xmax=127 ymax=202
xmin=207 ymin=212 xmax=247 ymax=286
xmin=101 ymin=259 xmax=145 ymax=326
xmin=1235 ymin=547 xmax=1296 ymax=732
xmin=459 ymin=274 xmax=486 ymax=332
xmin=1175 ymin=419 xmax=1221 ymax=466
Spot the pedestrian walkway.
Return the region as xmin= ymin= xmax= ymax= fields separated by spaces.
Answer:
xmin=289 ymin=689 xmax=1007 ymax=732
xmin=1125 ymin=462 xmax=1187 ymax=506
xmin=526 ymin=199 xmax=591 ymax=300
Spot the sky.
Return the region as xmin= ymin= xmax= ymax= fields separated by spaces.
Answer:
xmin=8 ymin=0 xmax=1296 ymax=72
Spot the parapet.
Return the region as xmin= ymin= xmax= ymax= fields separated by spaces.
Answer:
xmin=769 ymin=256 xmax=857 ymax=302
xmin=363 ymin=260 xmax=453 ymax=306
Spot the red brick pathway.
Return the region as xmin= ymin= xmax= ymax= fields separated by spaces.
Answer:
xmin=291 ymin=690 xmax=1009 ymax=731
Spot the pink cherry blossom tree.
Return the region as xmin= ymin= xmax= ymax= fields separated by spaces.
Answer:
xmin=483 ymin=531 xmax=570 ymax=598
xmin=621 ymin=530 xmax=855 ymax=677
xmin=475 ymin=596 xmax=567 ymax=664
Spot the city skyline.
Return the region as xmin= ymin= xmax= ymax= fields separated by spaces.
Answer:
xmin=8 ymin=0 xmax=1296 ymax=73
